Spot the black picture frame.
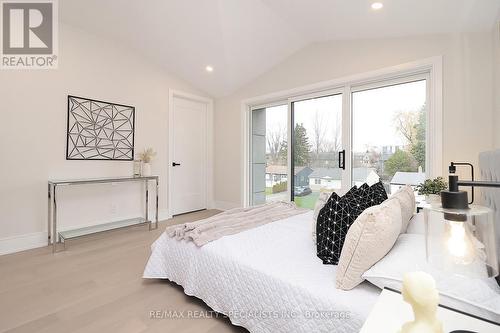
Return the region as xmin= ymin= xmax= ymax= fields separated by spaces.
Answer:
xmin=66 ymin=95 xmax=135 ymax=161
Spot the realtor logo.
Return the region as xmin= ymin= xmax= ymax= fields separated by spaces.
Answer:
xmin=1 ymin=0 xmax=58 ymax=69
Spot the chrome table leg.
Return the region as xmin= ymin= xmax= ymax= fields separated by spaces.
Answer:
xmin=47 ymin=183 xmax=52 ymax=246
xmin=145 ymin=180 xmax=149 ymax=224
xmin=155 ymin=178 xmax=159 ymax=230
xmin=52 ymin=185 xmax=57 ymax=253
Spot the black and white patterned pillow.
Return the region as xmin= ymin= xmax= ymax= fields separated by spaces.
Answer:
xmin=316 ymin=186 xmax=361 ymax=264
xmin=361 ymin=181 xmax=388 ymax=209
xmin=316 ymin=181 xmax=388 ymax=265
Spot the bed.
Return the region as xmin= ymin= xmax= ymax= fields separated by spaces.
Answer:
xmin=143 ymin=211 xmax=381 ymax=332
xmin=143 ymin=150 xmax=500 ymax=332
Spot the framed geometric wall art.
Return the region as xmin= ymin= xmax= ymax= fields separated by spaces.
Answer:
xmin=66 ymin=95 xmax=135 ymax=160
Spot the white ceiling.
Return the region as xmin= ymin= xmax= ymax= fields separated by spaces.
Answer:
xmin=60 ymin=0 xmax=500 ymax=97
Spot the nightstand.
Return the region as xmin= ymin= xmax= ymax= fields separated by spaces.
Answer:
xmin=360 ymin=288 xmax=499 ymax=333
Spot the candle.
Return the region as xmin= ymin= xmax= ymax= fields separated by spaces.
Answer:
xmin=400 ymin=271 xmax=443 ymax=333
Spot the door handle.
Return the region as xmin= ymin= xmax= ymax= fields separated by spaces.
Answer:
xmin=172 ymin=162 xmax=181 ymax=167
xmin=338 ymin=150 xmax=345 ymax=170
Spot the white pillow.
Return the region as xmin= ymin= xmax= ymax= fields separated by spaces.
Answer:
xmin=336 ymin=199 xmax=402 ymax=290
xmin=406 ymin=212 xmax=448 ymax=235
xmin=312 ymin=191 xmax=333 ymax=242
xmin=405 ymin=212 xmax=425 ymax=234
xmin=363 ymin=233 xmax=500 ymax=322
xmin=387 ymin=185 xmax=416 ymax=233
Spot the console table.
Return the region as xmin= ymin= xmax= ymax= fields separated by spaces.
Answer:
xmin=48 ymin=176 xmax=159 ymax=252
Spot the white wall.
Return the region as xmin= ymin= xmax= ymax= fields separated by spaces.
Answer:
xmin=214 ymin=32 xmax=495 ymax=207
xmin=0 ymin=24 xmax=209 ymax=254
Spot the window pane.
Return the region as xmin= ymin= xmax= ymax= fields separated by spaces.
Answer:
xmin=292 ymin=94 xmax=343 ymax=209
xmin=352 ymin=80 xmax=426 ymax=194
xmin=251 ymin=105 xmax=288 ymax=205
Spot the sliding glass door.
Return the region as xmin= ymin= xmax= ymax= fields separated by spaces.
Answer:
xmin=351 ymin=78 xmax=427 ymax=195
xmin=248 ymin=73 xmax=429 ymax=207
xmin=291 ymin=94 xmax=344 ymax=209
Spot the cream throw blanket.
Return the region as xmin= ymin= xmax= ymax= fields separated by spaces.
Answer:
xmin=165 ymin=201 xmax=307 ymax=246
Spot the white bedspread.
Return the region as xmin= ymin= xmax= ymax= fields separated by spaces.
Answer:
xmin=143 ymin=211 xmax=380 ymax=333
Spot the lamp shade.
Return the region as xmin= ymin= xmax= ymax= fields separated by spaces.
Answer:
xmin=424 ymin=204 xmax=498 ymax=279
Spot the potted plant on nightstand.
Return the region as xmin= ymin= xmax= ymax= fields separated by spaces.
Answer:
xmin=416 ymin=177 xmax=448 ymax=204
xmin=138 ymin=148 xmax=156 ymax=176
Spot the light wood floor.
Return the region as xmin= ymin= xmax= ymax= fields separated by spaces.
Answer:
xmin=0 ymin=210 xmax=248 ymax=333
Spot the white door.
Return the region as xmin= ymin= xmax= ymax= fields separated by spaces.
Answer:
xmin=171 ymin=96 xmax=207 ymax=215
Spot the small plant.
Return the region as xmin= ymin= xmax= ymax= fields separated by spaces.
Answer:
xmin=416 ymin=177 xmax=448 ymax=196
xmin=138 ymin=148 xmax=156 ymax=163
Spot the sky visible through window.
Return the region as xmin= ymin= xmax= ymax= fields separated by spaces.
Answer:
xmin=294 ymin=95 xmax=342 ymax=158
xmin=264 ymin=80 xmax=426 ymax=154
xmin=265 ymin=104 xmax=287 ymax=154
xmin=352 ymin=80 xmax=426 ymax=153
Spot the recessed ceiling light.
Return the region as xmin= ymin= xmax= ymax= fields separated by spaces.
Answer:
xmin=205 ymin=65 xmax=214 ymax=72
xmin=371 ymin=2 xmax=383 ymax=10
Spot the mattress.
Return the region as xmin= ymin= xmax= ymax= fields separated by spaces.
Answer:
xmin=143 ymin=211 xmax=380 ymax=333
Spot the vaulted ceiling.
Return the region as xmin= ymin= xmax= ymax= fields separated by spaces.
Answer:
xmin=60 ymin=0 xmax=500 ymax=97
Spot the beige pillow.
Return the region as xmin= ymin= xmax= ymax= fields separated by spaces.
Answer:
xmin=312 ymin=191 xmax=333 ymax=242
xmin=387 ymin=185 xmax=416 ymax=233
xmin=336 ymin=199 xmax=402 ymax=290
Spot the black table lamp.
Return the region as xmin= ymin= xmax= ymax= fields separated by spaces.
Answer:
xmin=433 ymin=161 xmax=500 ymax=285
xmin=441 ymin=162 xmax=500 ymax=210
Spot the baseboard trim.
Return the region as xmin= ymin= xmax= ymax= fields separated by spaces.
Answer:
xmin=0 ymin=232 xmax=47 ymax=256
xmin=1 ymin=206 xmax=226 ymax=256
xmin=214 ymin=200 xmax=241 ymax=211
xmin=1 ymin=209 xmax=174 ymax=256
xmin=158 ymin=209 xmax=172 ymax=221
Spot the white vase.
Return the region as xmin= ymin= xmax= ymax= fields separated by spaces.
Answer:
xmin=142 ymin=162 xmax=152 ymax=176
xmin=425 ymin=194 xmax=440 ymax=204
